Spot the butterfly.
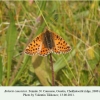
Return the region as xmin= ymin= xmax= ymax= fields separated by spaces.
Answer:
xmin=24 ymin=29 xmax=71 ymax=56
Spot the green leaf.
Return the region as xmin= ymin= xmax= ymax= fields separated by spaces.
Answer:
xmin=6 ymin=11 xmax=17 ymax=85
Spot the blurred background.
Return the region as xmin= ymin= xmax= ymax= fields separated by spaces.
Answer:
xmin=0 ymin=0 xmax=100 ymax=86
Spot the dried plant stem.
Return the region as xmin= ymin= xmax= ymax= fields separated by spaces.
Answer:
xmin=49 ymin=53 xmax=55 ymax=86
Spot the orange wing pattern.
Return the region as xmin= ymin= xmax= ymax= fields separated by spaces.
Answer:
xmin=24 ymin=35 xmax=42 ymax=55
xmin=38 ymin=44 xmax=52 ymax=56
xmin=25 ymin=29 xmax=71 ymax=56
xmin=53 ymin=33 xmax=71 ymax=54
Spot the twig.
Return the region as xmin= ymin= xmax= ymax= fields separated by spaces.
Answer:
xmin=49 ymin=53 xmax=55 ymax=86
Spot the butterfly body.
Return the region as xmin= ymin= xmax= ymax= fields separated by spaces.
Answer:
xmin=25 ymin=29 xmax=71 ymax=56
xmin=42 ymin=29 xmax=55 ymax=49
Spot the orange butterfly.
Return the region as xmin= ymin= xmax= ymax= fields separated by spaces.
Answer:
xmin=24 ymin=29 xmax=71 ymax=56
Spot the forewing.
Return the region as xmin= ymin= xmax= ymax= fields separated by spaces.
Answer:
xmin=52 ymin=33 xmax=71 ymax=54
xmin=24 ymin=35 xmax=42 ymax=55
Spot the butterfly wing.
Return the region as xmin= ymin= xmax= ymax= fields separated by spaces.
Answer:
xmin=52 ymin=33 xmax=71 ymax=54
xmin=25 ymin=29 xmax=71 ymax=56
xmin=24 ymin=35 xmax=42 ymax=55
xmin=38 ymin=44 xmax=51 ymax=56
xmin=24 ymin=34 xmax=51 ymax=56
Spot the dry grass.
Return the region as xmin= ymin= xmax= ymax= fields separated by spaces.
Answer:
xmin=0 ymin=1 xmax=100 ymax=86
